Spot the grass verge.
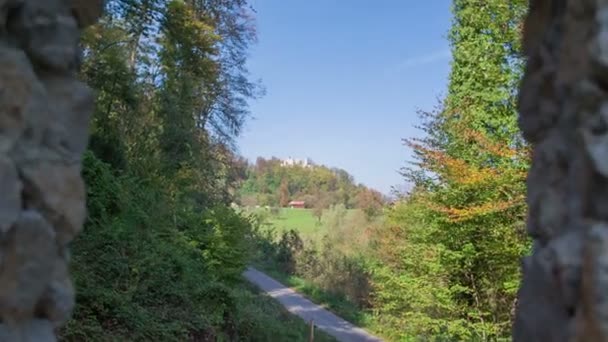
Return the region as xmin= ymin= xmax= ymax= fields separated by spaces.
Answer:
xmin=254 ymin=262 xmax=371 ymax=328
xmin=240 ymin=281 xmax=338 ymax=342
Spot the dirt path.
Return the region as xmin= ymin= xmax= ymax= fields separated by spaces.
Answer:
xmin=243 ymin=267 xmax=383 ymax=342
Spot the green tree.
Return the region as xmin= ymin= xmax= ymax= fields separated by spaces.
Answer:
xmin=370 ymin=194 xmax=458 ymax=340
xmin=59 ymin=1 xmax=326 ymax=340
xmin=279 ymin=178 xmax=290 ymax=207
xmin=396 ymin=0 xmax=530 ymax=339
xmin=238 ymin=156 xmax=371 ymax=208
xmin=312 ymin=192 xmax=331 ymax=223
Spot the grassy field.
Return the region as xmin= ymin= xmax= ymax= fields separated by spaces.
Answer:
xmin=267 ymin=209 xmax=319 ymax=233
xmin=255 ymin=208 xmax=361 ymax=237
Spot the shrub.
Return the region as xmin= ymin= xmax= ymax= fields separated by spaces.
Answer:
xmin=62 ymin=151 xmax=327 ymax=341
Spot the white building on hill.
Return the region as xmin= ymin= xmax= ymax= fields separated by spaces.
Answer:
xmin=280 ymin=157 xmax=312 ymax=168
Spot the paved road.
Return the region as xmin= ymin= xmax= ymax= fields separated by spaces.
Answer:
xmin=243 ymin=267 xmax=383 ymax=342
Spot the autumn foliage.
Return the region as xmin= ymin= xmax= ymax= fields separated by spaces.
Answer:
xmin=405 ymin=125 xmax=528 ymax=223
xmin=367 ymin=0 xmax=531 ymax=340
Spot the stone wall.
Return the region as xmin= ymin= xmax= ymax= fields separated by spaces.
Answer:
xmin=514 ymin=0 xmax=608 ymax=340
xmin=0 ymin=0 xmax=101 ymax=340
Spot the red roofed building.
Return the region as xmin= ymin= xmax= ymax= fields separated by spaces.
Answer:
xmin=288 ymin=200 xmax=305 ymax=209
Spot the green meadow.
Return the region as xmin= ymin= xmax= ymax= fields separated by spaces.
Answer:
xmin=253 ymin=207 xmax=362 ymax=238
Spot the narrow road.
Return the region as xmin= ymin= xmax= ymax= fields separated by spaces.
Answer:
xmin=243 ymin=267 xmax=383 ymax=342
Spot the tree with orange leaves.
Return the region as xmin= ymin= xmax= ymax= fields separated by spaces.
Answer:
xmin=372 ymin=0 xmax=530 ymax=339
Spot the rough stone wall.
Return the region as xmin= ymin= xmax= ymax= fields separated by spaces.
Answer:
xmin=514 ymin=0 xmax=608 ymax=340
xmin=0 ymin=0 xmax=101 ymax=340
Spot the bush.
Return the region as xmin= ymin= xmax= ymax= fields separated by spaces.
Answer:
xmin=62 ymin=151 xmax=329 ymax=341
xmin=251 ymin=225 xmax=372 ymax=315
xmin=270 ymin=206 xmax=281 ymax=216
xmin=276 ymin=230 xmax=304 ymax=275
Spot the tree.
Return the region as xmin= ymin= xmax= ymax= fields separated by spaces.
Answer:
xmin=278 ymin=178 xmax=290 ymax=207
xmin=60 ymin=0 xmax=279 ymax=340
xmin=398 ymin=0 xmax=529 ymax=338
xmin=312 ymin=192 xmax=330 ymax=223
xmin=238 ymin=156 xmax=369 ymax=208
xmin=513 ymin=1 xmax=608 ymax=340
xmin=356 ymin=188 xmax=384 ymax=220
xmin=369 ymin=193 xmax=458 ymax=339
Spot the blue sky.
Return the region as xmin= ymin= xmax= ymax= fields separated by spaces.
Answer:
xmin=238 ymin=0 xmax=453 ymax=194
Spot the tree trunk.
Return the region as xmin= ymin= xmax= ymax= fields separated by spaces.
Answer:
xmin=0 ymin=0 xmax=102 ymax=340
xmin=514 ymin=0 xmax=608 ymax=340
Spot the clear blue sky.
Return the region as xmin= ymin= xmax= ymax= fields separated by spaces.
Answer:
xmin=238 ymin=0 xmax=453 ymax=194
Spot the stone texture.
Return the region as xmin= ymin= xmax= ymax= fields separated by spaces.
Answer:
xmin=514 ymin=0 xmax=608 ymax=340
xmin=36 ymin=258 xmax=75 ymax=326
xmin=0 ymin=157 xmax=20 ymax=234
xmin=70 ymin=0 xmax=104 ymax=28
xmin=0 ymin=211 xmax=57 ymax=321
xmin=577 ymin=224 xmax=608 ymax=340
xmin=0 ymin=0 xmax=102 ymax=340
xmin=41 ymin=76 xmax=94 ymax=161
xmin=6 ymin=0 xmax=81 ymax=72
xmin=0 ymin=320 xmax=56 ymax=342
xmin=0 ymin=46 xmax=42 ymax=153
xmin=21 ymin=162 xmax=86 ymax=245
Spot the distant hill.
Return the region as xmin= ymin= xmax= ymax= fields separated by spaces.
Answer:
xmin=237 ymin=157 xmax=385 ymax=212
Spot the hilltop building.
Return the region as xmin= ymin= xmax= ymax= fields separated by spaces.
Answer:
xmin=280 ymin=157 xmax=313 ymax=168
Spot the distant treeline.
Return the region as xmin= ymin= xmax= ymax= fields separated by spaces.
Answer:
xmin=237 ymin=157 xmax=385 ymax=212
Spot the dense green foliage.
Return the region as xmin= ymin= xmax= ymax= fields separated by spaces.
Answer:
xmin=64 ymin=153 xmax=334 ymax=341
xmin=251 ymin=207 xmax=377 ymax=323
xmin=66 ymin=0 xmax=533 ymax=340
xmin=392 ymin=1 xmax=529 ymax=339
xmin=239 ymin=157 xmax=385 ymax=214
xmin=250 ymin=1 xmax=532 ymax=341
xmin=64 ymin=1 xmax=332 ymax=340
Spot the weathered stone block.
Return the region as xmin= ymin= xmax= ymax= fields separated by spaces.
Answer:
xmin=0 ymin=319 xmax=56 ymax=342
xmin=40 ymin=76 xmax=94 ymax=161
xmin=36 ymin=258 xmax=74 ymax=326
xmin=0 ymin=47 xmax=41 ymax=153
xmin=70 ymin=0 xmax=104 ymax=28
xmin=0 ymin=157 xmax=20 ymax=234
xmin=0 ymin=0 xmax=101 ymax=339
xmin=515 ymin=0 xmax=608 ymax=340
xmin=21 ymin=162 xmax=86 ymax=246
xmin=0 ymin=211 xmax=57 ymax=321
xmin=7 ymin=0 xmax=81 ymax=71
